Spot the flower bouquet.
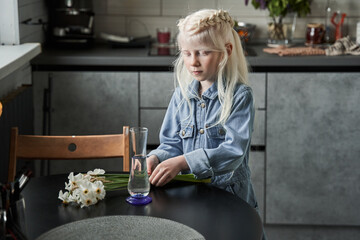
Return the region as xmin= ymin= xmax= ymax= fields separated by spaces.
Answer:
xmin=245 ymin=0 xmax=312 ymax=46
xmin=58 ymin=168 xmax=210 ymax=208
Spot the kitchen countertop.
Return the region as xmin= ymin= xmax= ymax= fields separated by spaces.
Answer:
xmin=0 ymin=43 xmax=41 ymax=79
xmin=31 ymin=43 xmax=360 ymax=72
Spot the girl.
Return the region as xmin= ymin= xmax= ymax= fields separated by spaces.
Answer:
xmin=147 ymin=9 xmax=258 ymax=211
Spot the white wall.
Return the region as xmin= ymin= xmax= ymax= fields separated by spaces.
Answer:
xmin=18 ymin=0 xmax=47 ymax=43
xmin=93 ymin=0 xmax=359 ymax=43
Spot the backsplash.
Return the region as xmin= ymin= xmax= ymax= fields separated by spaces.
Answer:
xmin=93 ymin=0 xmax=359 ymax=44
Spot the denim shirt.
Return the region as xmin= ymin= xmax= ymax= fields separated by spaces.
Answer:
xmin=148 ymin=79 xmax=257 ymax=207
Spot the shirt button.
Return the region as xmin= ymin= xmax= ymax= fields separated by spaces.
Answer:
xmin=199 ymin=129 xmax=204 ymax=134
xmin=182 ymin=130 xmax=185 ymax=136
xmin=201 ymin=103 xmax=206 ymax=108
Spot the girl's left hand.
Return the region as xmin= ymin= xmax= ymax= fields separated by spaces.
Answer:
xmin=149 ymin=155 xmax=189 ymax=187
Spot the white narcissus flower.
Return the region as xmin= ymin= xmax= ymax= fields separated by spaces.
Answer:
xmin=78 ymin=180 xmax=93 ymax=196
xmin=60 ymin=169 xmax=108 ymax=207
xmin=87 ymin=168 xmax=105 ymax=175
xmin=58 ymin=190 xmax=70 ymax=204
xmin=92 ymin=181 xmax=106 ymax=200
xmin=82 ymin=173 xmax=91 ymax=181
xmin=71 ymin=188 xmax=81 ymax=203
xmin=65 ymin=181 xmax=72 ymax=191
xmin=67 ymin=172 xmax=84 ymax=189
xmin=79 ymin=190 xmax=97 ymax=208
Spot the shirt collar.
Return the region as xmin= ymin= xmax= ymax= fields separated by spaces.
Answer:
xmin=187 ymin=80 xmax=218 ymax=100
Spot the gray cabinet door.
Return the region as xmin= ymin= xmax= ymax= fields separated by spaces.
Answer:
xmin=140 ymin=72 xmax=173 ymax=145
xmin=140 ymin=72 xmax=174 ymax=108
xmin=266 ymin=73 xmax=360 ymax=225
xmin=248 ymin=73 xmax=266 ymax=146
xmin=33 ymin=71 xmax=138 ymax=174
xmin=249 ymin=151 xmax=265 ymax=221
xmin=51 ymin=72 xmax=138 ymax=135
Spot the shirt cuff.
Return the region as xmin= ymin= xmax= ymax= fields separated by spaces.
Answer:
xmin=184 ymin=149 xmax=214 ymax=179
xmin=147 ymin=149 xmax=169 ymax=162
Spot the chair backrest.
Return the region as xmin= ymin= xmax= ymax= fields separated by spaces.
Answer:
xmin=8 ymin=126 xmax=130 ymax=182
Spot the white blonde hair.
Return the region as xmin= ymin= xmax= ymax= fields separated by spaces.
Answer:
xmin=174 ymin=9 xmax=249 ymax=127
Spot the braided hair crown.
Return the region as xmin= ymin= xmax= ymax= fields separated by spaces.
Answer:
xmin=177 ymin=9 xmax=235 ymax=35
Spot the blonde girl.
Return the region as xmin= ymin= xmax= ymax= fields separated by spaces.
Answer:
xmin=147 ymin=9 xmax=259 ymax=212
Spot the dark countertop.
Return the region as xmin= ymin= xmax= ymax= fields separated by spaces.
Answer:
xmin=31 ymin=43 xmax=360 ymax=72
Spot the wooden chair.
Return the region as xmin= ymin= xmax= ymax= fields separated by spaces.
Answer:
xmin=8 ymin=126 xmax=130 ymax=182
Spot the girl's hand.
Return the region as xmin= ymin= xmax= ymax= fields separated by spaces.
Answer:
xmin=149 ymin=155 xmax=189 ymax=187
xmin=146 ymin=155 xmax=160 ymax=176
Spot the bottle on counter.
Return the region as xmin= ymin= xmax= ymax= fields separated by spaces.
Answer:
xmin=357 ymin=21 xmax=360 ymax=45
xmin=324 ymin=0 xmax=334 ymax=44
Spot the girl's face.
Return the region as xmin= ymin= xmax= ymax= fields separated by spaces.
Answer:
xmin=180 ymin=38 xmax=223 ymax=84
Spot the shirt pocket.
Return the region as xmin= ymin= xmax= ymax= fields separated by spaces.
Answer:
xmin=206 ymin=124 xmax=226 ymax=148
xmin=179 ymin=124 xmax=194 ymax=139
xmin=206 ymin=124 xmax=226 ymax=139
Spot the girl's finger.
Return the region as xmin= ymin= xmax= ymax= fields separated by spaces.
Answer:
xmin=156 ymin=173 xmax=171 ymax=187
xmin=149 ymin=167 xmax=161 ymax=185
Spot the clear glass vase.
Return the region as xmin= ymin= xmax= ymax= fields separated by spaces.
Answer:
xmin=267 ymin=13 xmax=297 ymax=47
xmin=126 ymin=127 xmax=152 ymax=205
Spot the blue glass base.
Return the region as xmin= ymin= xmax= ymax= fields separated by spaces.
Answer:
xmin=126 ymin=196 xmax=152 ymax=206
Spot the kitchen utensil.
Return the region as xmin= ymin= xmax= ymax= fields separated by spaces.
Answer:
xmin=234 ymin=22 xmax=256 ymax=45
xmin=157 ymin=27 xmax=171 ymax=44
xmin=306 ymin=23 xmax=325 ymax=45
xmin=331 ymin=11 xmax=346 ymax=40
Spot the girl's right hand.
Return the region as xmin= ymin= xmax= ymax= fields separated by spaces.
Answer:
xmin=146 ymin=155 xmax=160 ymax=176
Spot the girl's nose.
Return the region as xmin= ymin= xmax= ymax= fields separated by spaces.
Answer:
xmin=190 ymin=55 xmax=200 ymax=66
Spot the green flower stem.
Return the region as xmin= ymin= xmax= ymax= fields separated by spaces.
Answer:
xmin=99 ymin=173 xmax=211 ymax=191
xmin=172 ymin=174 xmax=211 ymax=183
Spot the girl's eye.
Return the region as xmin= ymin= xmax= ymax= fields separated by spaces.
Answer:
xmin=199 ymin=50 xmax=211 ymax=56
xmin=182 ymin=51 xmax=191 ymax=56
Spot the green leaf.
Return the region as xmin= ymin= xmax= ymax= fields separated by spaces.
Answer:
xmin=248 ymin=0 xmax=312 ymax=18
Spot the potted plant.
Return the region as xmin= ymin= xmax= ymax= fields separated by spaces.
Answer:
xmin=245 ymin=0 xmax=312 ymax=46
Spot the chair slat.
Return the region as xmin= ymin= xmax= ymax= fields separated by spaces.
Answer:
xmin=7 ymin=126 xmax=130 ymax=182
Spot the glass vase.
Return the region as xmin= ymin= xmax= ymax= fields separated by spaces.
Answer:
xmin=126 ymin=127 xmax=152 ymax=205
xmin=267 ymin=13 xmax=297 ymax=47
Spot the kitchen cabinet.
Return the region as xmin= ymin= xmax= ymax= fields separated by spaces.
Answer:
xmin=266 ymin=73 xmax=360 ymax=225
xmin=33 ymin=71 xmax=138 ymax=173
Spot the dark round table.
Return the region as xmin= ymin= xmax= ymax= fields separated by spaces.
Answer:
xmin=19 ymin=174 xmax=263 ymax=240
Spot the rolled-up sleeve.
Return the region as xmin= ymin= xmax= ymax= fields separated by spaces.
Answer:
xmin=147 ymin=90 xmax=184 ymax=162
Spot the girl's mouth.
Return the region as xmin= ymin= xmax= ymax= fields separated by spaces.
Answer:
xmin=193 ymin=71 xmax=202 ymax=75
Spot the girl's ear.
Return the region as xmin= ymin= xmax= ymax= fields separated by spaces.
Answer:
xmin=225 ymin=43 xmax=233 ymax=56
